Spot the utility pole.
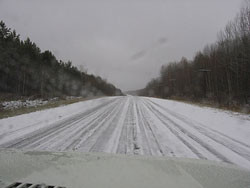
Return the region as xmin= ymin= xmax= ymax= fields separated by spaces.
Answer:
xmin=198 ymin=69 xmax=211 ymax=97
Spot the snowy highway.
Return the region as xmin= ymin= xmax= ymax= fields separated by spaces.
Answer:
xmin=0 ymin=96 xmax=250 ymax=170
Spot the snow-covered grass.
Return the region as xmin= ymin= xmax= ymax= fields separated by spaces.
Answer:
xmin=167 ymin=96 xmax=250 ymax=114
xmin=1 ymin=99 xmax=49 ymax=110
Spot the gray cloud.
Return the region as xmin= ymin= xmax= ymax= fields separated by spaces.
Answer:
xmin=130 ymin=37 xmax=168 ymax=61
xmin=0 ymin=0 xmax=243 ymax=91
xmin=130 ymin=50 xmax=147 ymax=61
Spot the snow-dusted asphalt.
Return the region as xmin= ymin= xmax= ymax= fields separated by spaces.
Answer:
xmin=1 ymin=96 xmax=250 ymax=169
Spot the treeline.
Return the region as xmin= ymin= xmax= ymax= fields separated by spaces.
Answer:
xmin=0 ymin=21 xmax=122 ymax=98
xmin=141 ymin=1 xmax=250 ymax=106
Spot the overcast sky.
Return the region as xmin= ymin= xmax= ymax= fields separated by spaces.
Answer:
xmin=0 ymin=0 xmax=243 ymax=91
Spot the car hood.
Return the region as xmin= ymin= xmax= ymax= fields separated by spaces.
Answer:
xmin=0 ymin=149 xmax=250 ymax=188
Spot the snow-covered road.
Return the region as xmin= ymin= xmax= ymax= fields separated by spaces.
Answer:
xmin=0 ymin=96 xmax=250 ymax=170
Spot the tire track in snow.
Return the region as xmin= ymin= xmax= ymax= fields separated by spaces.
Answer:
xmin=142 ymin=99 xmax=229 ymax=162
xmin=134 ymin=102 xmax=153 ymax=155
xmin=30 ymin=99 xmax=121 ymax=151
xmin=116 ymin=97 xmax=140 ymax=155
xmin=136 ymin=99 xmax=170 ymax=156
xmin=146 ymin=99 xmax=250 ymax=162
xmin=105 ymin=97 xmax=130 ymax=153
xmin=89 ymin=98 xmax=128 ymax=152
xmin=116 ymin=99 xmax=132 ymax=154
xmin=0 ymin=98 xmax=118 ymax=149
xmin=63 ymin=98 xmax=124 ymax=151
xmin=1 ymin=96 xmax=249 ymax=169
